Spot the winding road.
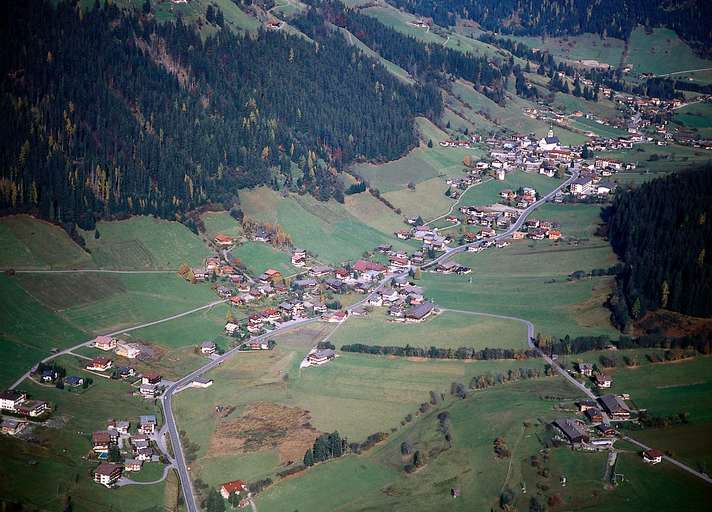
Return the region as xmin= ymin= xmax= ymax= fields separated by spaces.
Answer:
xmin=423 ymin=170 xmax=578 ymax=269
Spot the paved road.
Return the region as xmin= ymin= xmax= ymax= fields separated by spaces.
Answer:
xmin=117 ymin=463 xmax=173 ymax=486
xmin=161 ymin=271 xmax=405 ymax=512
xmin=422 ymin=171 xmax=578 ymax=269
xmin=442 ymin=308 xmax=712 ymax=486
xmin=622 ymin=436 xmax=712 ymax=485
xmin=9 ymin=299 xmax=228 ymax=390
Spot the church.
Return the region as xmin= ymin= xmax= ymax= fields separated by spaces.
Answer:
xmin=538 ymin=128 xmax=561 ymax=151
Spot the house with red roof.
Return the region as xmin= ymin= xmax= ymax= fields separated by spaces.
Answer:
xmin=352 ymin=259 xmax=386 ymax=274
xmin=220 ymin=480 xmax=248 ymax=499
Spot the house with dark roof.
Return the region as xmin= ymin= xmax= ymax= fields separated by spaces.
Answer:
xmin=598 ymin=395 xmax=631 ymax=420
xmin=552 ymin=418 xmax=589 ymax=445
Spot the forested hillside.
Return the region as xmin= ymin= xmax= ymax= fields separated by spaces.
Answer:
xmin=0 ymin=0 xmax=438 ymax=228
xmin=606 ymin=166 xmax=712 ymax=324
xmin=389 ymin=0 xmax=712 ymax=55
xmin=295 ymin=1 xmax=509 ymax=103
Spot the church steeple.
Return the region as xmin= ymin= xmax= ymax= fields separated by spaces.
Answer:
xmin=547 ymin=126 xmax=554 ymax=139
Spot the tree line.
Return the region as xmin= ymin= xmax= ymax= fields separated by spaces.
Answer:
xmin=536 ymin=332 xmax=712 ymax=356
xmin=387 ymin=0 xmax=712 ymax=56
xmin=0 ymin=1 xmax=437 ymax=228
xmin=340 ymin=343 xmax=537 ymax=360
xmin=604 ymin=166 xmax=712 ymax=321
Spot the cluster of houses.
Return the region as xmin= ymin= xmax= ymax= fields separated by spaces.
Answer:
xmin=94 ymin=335 xmax=147 ymax=361
xmin=367 ymin=276 xmax=436 ymax=323
xmin=396 ymin=226 xmax=452 ymax=254
xmin=92 ymin=415 xmax=160 ymax=487
xmin=0 ymin=389 xmax=49 ymax=420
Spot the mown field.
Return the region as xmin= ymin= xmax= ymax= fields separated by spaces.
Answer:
xmin=81 ymin=216 xmax=210 ymax=270
xmin=201 ymin=211 xmax=243 ymax=240
xmin=0 ymin=215 xmax=94 ymax=270
xmin=459 ymin=170 xmax=563 ymax=208
xmin=239 ymin=187 xmax=412 ymax=264
xmin=231 ymin=241 xmax=298 ymax=277
xmin=174 ymin=322 xmax=551 ymax=493
xmin=674 ymin=101 xmax=712 ymax=138
xmin=509 ymin=32 xmax=625 ymax=68
xmin=330 ymin=309 xmax=528 ymax=350
xmin=422 ymin=203 xmax=618 ymax=339
xmin=625 ymin=27 xmax=712 ymax=76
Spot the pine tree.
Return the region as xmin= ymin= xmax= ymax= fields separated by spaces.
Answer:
xmin=303 ymin=448 xmax=314 ymax=466
xmin=206 ymin=488 xmax=225 ymax=512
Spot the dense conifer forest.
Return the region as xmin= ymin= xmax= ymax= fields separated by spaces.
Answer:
xmin=295 ymin=1 xmax=509 ymax=103
xmin=0 ymin=0 xmax=438 ymax=228
xmin=388 ymin=0 xmax=712 ymax=55
xmin=605 ymin=166 xmax=712 ymax=323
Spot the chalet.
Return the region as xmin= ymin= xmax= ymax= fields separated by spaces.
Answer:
xmin=323 ymin=310 xmax=348 ymax=323
xmin=294 ymin=278 xmax=317 ymax=289
xmin=596 ymin=183 xmax=613 ymax=195
xmin=206 ymin=257 xmax=221 ymax=272
xmin=248 ymin=341 xmax=269 ymax=350
xmin=585 ymin=408 xmax=604 ymax=423
xmin=576 ymin=400 xmax=598 ymax=412
xmin=115 ymin=342 xmax=142 ymax=359
xmin=335 ymin=268 xmax=350 ymax=280
xmin=117 ymin=366 xmax=136 ymax=379
xmin=107 ymin=420 xmax=130 ymax=435
xmin=367 ymin=295 xmax=383 ymax=307
xmin=570 ymin=176 xmax=593 ymax=196
xmin=595 ymin=374 xmax=613 ymax=388
xmin=139 ymin=415 xmax=157 ymax=434
xmin=94 ymin=335 xmax=117 ymax=351
xmin=136 ymin=447 xmax=154 ymax=461
xmin=131 ymin=435 xmax=150 ymax=450
xmin=405 ymin=301 xmax=434 ymax=323
xmin=220 ymin=480 xmax=248 ymax=500
xmin=643 ymin=449 xmax=663 ymax=465
xmin=94 ymin=463 xmax=122 ymax=487
xmin=389 ymin=256 xmax=410 ymax=271
xmin=40 ymin=369 xmax=57 ymax=382
xmin=436 ymin=261 xmax=460 ymax=274
xmin=225 ymin=322 xmax=240 ymax=335
xmin=380 ymin=288 xmax=399 ymax=303
xmin=511 ymin=231 xmax=526 ymax=240
xmin=142 ymin=372 xmax=162 ymax=385
xmin=191 ymin=377 xmax=214 ymax=388
xmin=547 ymin=230 xmax=562 ymax=240
xmin=553 ymin=418 xmax=589 ymax=445
xmin=253 ymin=229 xmax=270 ymax=243
xmin=577 ymin=363 xmax=594 ymax=376
xmin=597 ymin=423 xmax=617 ymax=436
xmin=352 ymin=260 xmax=386 ymax=274
xmin=263 ymin=269 xmax=282 ymax=283
xmin=86 ymin=357 xmax=113 ymax=372
xmin=324 ymin=278 xmax=347 ymax=293
xmin=16 ymin=400 xmax=48 ymax=418
xmin=598 ymin=395 xmax=631 ymax=420
xmin=139 ymin=383 xmax=158 ymax=398
xmin=64 ymin=375 xmax=85 ymax=387
xmin=192 ymin=268 xmax=208 ymax=282
xmin=495 ymin=168 xmax=506 ymax=181
xmin=92 ymin=431 xmax=112 ymax=453
xmin=200 ymin=341 xmax=217 ymax=355
xmin=214 ymin=234 xmax=235 ymax=247
xmin=123 ymin=459 xmax=143 ymax=472
xmin=309 ymin=265 xmax=333 ymax=277
xmin=291 ymin=249 xmax=307 ymax=267
xmin=307 ymin=349 xmax=336 ymax=366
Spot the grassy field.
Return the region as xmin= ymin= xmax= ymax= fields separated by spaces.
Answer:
xmin=509 ymin=32 xmax=625 ymax=67
xmin=626 ymin=27 xmax=712 ymax=76
xmin=420 ymin=203 xmax=618 ymax=339
xmin=174 ymin=322 xmax=551 ymax=493
xmin=674 ymin=101 xmax=712 ymax=138
xmin=343 ymin=191 xmax=410 ymax=235
xmin=15 ymin=272 xmax=217 ymax=335
xmin=383 ymin=177 xmax=456 ymax=221
xmin=602 ymin=143 xmax=711 ymax=184
xmin=609 ymin=356 xmax=712 ymax=423
xmin=330 ymin=309 xmax=529 ymax=350
xmin=0 ymin=276 xmax=88 ymax=388
xmin=239 ymin=187 xmax=412 ymax=264
xmin=256 ymin=377 xmax=587 ymax=511
xmin=459 ymin=170 xmax=563 ymax=207
xmin=201 ymin=211 xmax=243 ymax=240
xmin=570 ymin=116 xmax=629 ymax=138
xmin=82 ymin=216 xmax=210 ymax=270
xmin=231 ymin=241 xmax=298 ymax=276
xmin=0 ymin=215 xmax=94 ymax=270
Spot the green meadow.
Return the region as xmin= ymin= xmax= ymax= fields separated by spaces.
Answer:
xmin=330 ymin=309 xmax=529 ymax=350
xmin=231 ymin=241 xmax=298 ymax=276
xmin=626 ymin=27 xmax=712 ymax=76
xmin=82 ymin=216 xmax=210 ymax=270
xmin=459 ymin=170 xmax=563 ymax=207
